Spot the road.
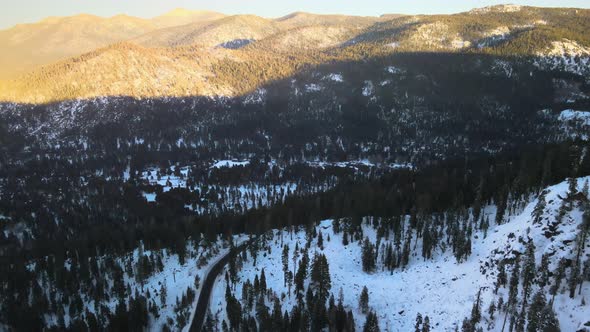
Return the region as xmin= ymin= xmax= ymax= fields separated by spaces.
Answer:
xmin=188 ymin=240 xmax=251 ymax=331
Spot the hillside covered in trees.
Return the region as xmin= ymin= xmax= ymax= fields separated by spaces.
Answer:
xmin=1 ymin=4 xmax=590 ymax=332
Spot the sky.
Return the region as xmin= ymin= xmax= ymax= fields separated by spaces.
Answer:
xmin=1 ymin=0 xmax=589 ymax=29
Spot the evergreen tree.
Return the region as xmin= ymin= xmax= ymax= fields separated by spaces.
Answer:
xmin=362 ymin=237 xmax=376 ymax=273
xmin=495 ymin=188 xmax=508 ymax=225
xmin=260 ymin=268 xmax=267 ymax=295
xmin=470 ymin=289 xmax=481 ymax=326
xmin=581 ymin=180 xmax=589 ymax=198
xmin=363 ymin=311 xmax=380 ymax=332
xmin=423 ymin=316 xmax=431 ymax=332
xmin=550 ymin=259 xmax=567 ymax=305
xmin=538 ymin=254 xmax=550 ymax=288
xmin=568 ymin=177 xmax=578 ymax=197
xmin=311 ymin=253 xmax=331 ymax=303
xmin=415 ymin=313 xmax=423 ymax=332
xmin=359 ymin=286 xmax=370 ymax=314
xmin=527 ymin=291 xmax=546 ymax=332
xmin=160 ymin=284 xmax=167 ymax=306
xmin=532 ymin=191 xmax=547 ymax=224
xmin=521 ymin=241 xmax=536 ymax=309
xmin=488 ymin=300 xmax=496 ymax=320
xmin=282 ymin=244 xmax=290 ymax=287
xmin=538 ymin=306 xmax=561 ymax=332
xmin=295 ymin=250 xmax=309 ymax=293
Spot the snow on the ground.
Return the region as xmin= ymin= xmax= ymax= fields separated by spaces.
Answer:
xmin=535 ymin=41 xmax=590 ymax=78
xmin=40 ymin=235 xmax=247 ymax=331
xmin=559 ymin=109 xmax=590 ymax=125
xmin=140 ymin=165 xmax=190 ymax=192
xmin=470 ymin=5 xmax=522 ymax=14
xmin=305 ymin=84 xmax=324 ymax=92
xmin=306 ymin=159 xmax=413 ymax=171
xmin=362 ymin=80 xmax=375 ymax=97
xmin=210 ymin=160 xmax=250 ymax=169
xmin=386 ymin=66 xmax=405 ymax=75
xmin=546 ymin=39 xmax=590 ymax=58
xmin=209 ymin=177 xmax=590 ymax=331
xmin=324 ymin=73 xmax=344 ymax=82
xmin=243 ymin=88 xmax=267 ymax=105
xmin=558 ymin=109 xmax=590 ymax=140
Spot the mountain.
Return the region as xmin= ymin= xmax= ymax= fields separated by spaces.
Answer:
xmin=1 ymin=6 xmax=589 ymax=104
xmin=0 ymin=14 xmax=156 ymax=78
xmin=135 ymin=14 xmax=282 ymax=48
xmin=209 ymin=177 xmax=590 ymax=331
xmin=1 ymin=6 xmax=590 ymax=332
xmin=0 ymin=42 xmax=244 ymax=103
xmin=0 ymin=9 xmax=225 ymax=79
xmin=150 ymin=8 xmax=225 ymax=28
xmin=275 ymin=11 xmax=381 ymax=28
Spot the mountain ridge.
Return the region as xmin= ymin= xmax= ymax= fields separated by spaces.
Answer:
xmin=1 ymin=5 xmax=589 ymax=103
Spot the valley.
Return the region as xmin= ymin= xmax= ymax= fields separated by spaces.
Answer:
xmin=0 ymin=3 xmax=589 ymax=332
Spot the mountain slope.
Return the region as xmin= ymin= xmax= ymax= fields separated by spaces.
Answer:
xmin=0 ymin=9 xmax=226 ymax=79
xmin=275 ymin=12 xmax=380 ymax=28
xmin=0 ymin=14 xmax=157 ymax=78
xmin=150 ymin=8 xmax=225 ymax=28
xmin=209 ymin=177 xmax=590 ymax=331
xmin=135 ymin=15 xmax=282 ymax=48
xmin=1 ymin=6 xmax=590 ymax=103
xmin=0 ymin=43 xmax=238 ymax=103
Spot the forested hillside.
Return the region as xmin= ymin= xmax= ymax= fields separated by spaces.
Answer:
xmin=1 ymin=4 xmax=590 ymax=332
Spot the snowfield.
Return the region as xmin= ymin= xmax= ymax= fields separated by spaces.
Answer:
xmin=208 ymin=177 xmax=590 ymax=331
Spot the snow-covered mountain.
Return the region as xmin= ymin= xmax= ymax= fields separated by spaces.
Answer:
xmin=207 ymin=177 xmax=590 ymax=331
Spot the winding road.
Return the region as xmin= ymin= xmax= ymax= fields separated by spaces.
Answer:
xmin=188 ymin=241 xmax=251 ymax=331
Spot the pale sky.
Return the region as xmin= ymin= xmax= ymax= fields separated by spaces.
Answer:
xmin=1 ymin=0 xmax=589 ymax=29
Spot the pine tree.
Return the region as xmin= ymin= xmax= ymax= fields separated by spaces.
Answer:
xmin=362 ymin=237 xmax=376 ymax=273
xmin=470 ymin=289 xmax=481 ymax=325
xmin=359 ymin=286 xmax=370 ymax=314
xmin=295 ymin=250 xmax=309 ymax=293
xmin=311 ymin=253 xmax=331 ymax=303
xmin=581 ymin=180 xmax=589 ymax=198
xmin=521 ymin=241 xmax=536 ymax=315
xmin=282 ymin=244 xmax=290 ymax=287
xmin=415 ymin=313 xmax=423 ymax=332
xmin=538 ymin=254 xmax=550 ymax=288
xmin=423 ymin=316 xmax=431 ymax=332
xmin=488 ymin=300 xmax=496 ymax=320
xmin=343 ymin=230 xmax=349 ymax=246
xmin=260 ymin=268 xmax=267 ymax=295
xmin=538 ymin=306 xmax=560 ymax=332
xmin=527 ymin=291 xmax=546 ymax=332
xmin=495 ymin=188 xmax=508 ymax=225
xmin=550 ymin=259 xmax=567 ymax=305
xmin=160 ymin=284 xmax=167 ymax=306
xmin=568 ymin=260 xmax=581 ymax=299
xmin=568 ymin=177 xmax=578 ymax=197
xmin=473 ymin=177 xmax=485 ymax=222
xmin=532 ymin=191 xmax=547 ymax=224
xmin=363 ymin=311 xmax=380 ymax=332
xmin=495 ymin=262 xmax=507 ymax=294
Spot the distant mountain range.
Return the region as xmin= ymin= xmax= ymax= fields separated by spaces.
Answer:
xmin=0 ymin=5 xmax=588 ymax=103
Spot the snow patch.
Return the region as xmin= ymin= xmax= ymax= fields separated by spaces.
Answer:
xmin=211 ymin=160 xmax=251 ymax=169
